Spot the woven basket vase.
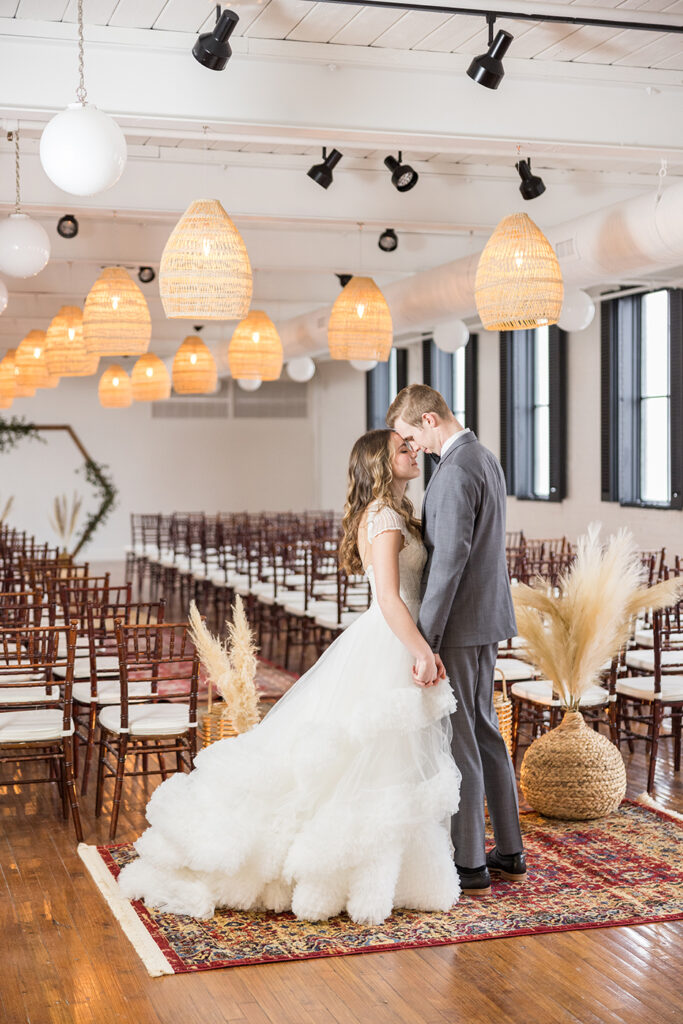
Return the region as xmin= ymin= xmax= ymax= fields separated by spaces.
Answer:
xmin=493 ymin=667 xmax=513 ymax=757
xmin=520 ymin=710 xmax=626 ymax=820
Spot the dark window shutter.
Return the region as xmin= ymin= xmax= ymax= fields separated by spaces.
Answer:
xmin=547 ymin=327 xmax=567 ymax=502
xmin=617 ymin=295 xmax=640 ymax=506
xmin=396 ymin=347 xmax=408 ymax=393
xmin=499 ymin=332 xmax=513 ymax=493
xmin=465 ymin=334 xmax=478 ymax=435
xmin=601 ymin=300 xmax=618 ymax=502
xmin=669 ymin=289 xmax=683 ymax=510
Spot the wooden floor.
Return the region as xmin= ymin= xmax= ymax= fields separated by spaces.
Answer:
xmin=2 ymin=563 xmax=682 ymax=1024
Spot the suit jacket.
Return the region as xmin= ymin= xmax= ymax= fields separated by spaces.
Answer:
xmin=418 ymin=432 xmax=516 ymax=650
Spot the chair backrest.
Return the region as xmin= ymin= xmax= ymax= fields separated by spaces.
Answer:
xmin=0 ymin=588 xmax=44 ymax=629
xmin=113 ymin=621 xmax=200 ymax=732
xmin=0 ymin=623 xmax=77 ymax=719
xmin=84 ymin=598 xmax=166 ymax=696
xmin=653 ymin=601 xmax=683 ymax=691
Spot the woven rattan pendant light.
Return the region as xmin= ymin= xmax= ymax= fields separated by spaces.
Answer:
xmin=228 ymin=310 xmax=283 ymax=381
xmin=0 ymin=392 xmax=12 ymax=409
xmin=98 ymin=364 xmax=132 ymax=408
xmin=159 ymin=199 xmax=252 ymax=320
xmin=475 ymin=213 xmax=564 ymax=330
xmin=83 ymin=266 xmax=152 ymax=356
xmin=131 ymin=353 xmax=171 ymax=401
xmin=15 ymin=330 xmax=59 ymax=389
xmin=0 ymin=349 xmax=35 ymax=398
xmin=328 ymin=276 xmax=393 ymax=361
xmin=172 ymin=336 xmax=218 ymax=394
xmin=45 ymin=306 xmax=99 ymax=377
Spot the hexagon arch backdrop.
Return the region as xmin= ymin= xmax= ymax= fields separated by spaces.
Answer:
xmin=0 ymin=418 xmax=117 ymax=557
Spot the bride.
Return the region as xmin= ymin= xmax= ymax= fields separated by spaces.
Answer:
xmin=118 ymin=429 xmax=461 ymax=925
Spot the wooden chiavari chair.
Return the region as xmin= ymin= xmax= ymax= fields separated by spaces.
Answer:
xmin=95 ymin=621 xmax=200 ymax=839
xmin=0 ymin=622 xmax=82 ymax=840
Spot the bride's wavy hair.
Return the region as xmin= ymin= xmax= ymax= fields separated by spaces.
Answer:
xmin=338 ymin=429 xmax=421 ymax=575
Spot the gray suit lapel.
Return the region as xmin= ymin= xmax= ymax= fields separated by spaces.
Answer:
xmin=422 ymin=432 xmax=478 ymax=522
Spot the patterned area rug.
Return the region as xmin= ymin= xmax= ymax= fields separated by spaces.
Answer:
xmin=78 ymin=800 xmax=683 ymax=977
xmin=155 ymin=657 xmax=297 ymax=703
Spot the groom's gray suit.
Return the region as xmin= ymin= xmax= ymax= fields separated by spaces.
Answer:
xmin=418 ymin=431 xmax=523 ymax=868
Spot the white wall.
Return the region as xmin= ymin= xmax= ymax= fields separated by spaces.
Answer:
xmin=1 ymin=377 xmax=316 ymax=560
xmin=310 ymin=359 xmax=367 ymax=513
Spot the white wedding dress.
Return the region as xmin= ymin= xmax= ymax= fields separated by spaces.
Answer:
xmin=118 ymin=503 xmax=461 ymax=925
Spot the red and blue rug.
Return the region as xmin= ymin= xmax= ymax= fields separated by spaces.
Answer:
xmin=78 ymin=799 xmax=683 ymax=976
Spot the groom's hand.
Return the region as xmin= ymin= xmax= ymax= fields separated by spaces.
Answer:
xmin=434 ymin=652 xmax=447 ymax=681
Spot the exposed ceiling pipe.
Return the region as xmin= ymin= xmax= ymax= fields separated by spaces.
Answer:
xmin=277 ymin=179 xmax=683 ymax=357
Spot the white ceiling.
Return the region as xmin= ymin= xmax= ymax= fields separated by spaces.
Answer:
xmin=1 ymin=0 xmax=683 ymax=356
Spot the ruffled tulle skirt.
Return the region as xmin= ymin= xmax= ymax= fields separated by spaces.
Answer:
xmin=117 ymin=600 xmax=461 ymax=924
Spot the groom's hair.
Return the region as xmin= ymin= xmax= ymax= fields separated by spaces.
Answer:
xmin=386 ymin=384 xmax=452 ymax=428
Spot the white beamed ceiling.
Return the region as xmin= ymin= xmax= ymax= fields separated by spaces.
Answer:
xmin=0 ymin=0 xmax=682 ymax=354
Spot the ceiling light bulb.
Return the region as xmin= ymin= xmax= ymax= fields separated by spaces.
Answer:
xmin=190 ymin=352 xmax=197 ymax=364
xmin=112 ymin=295 xmax=119 ymax=310
xmin=68 ymin=327 xmax=76 ymax=341
xmin=112 ymin=376 xmax=119 ymax=387
xmin=202 ymin=238 xmax=211 ymax=256
xmin=146 ymin=366 xmax=153 ymax=377
xmin=383 ymin=152 xmax=419 ymax=193
xmin=356 ymin=303 xmax=366 ymax=318
xmin=33 ymin=347 xmax=41 ymax=358
xmin=252 ymin=331 xmax=260 ymax=343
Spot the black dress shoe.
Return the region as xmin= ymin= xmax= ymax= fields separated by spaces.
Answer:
xmin=486 ymin=847 xmax=527 ymax=882
xmin=455 ymin=864 xmax=491 ymax=896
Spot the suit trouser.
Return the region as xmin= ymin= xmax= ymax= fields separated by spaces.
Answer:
xmin=440 ymin=643 xmax=523 ymax=868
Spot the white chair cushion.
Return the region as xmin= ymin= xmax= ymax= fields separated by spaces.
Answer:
xmin=52 ymin=655 xmax=120 ymax=680
xmin=511 ymin=679 xmax=610 ymax=707
xmin=99 ymin=703 xmax=192 ymax=736
xmin=275 ymin=591 xmax=307 ymax=608
xmin=281 ymin=574 xmax=306 ymax=586
xmin=257 ymin=590 xmax=277 ymax=606
xmin=0 ymin=709 xmax=73 ymax=743
xmin=625 ymin=649 xmax=683 ymax=672
xmin=495 ymin=658 xmax=540 ymax=681
xmin=0 ymin=686 xmax=49 ymax=704
xmin=0 ymin=672 xmax=45 ymax=684
xmin=616 ymin=675 xmax=683 ymax=702
xmin=285 ymin=599 xmax=335 ymax=618
xmin=72 ymin=680 xmax=153 ymax=705
xmin=633 ymin=629 xmax=655 ymax=649
xmin=314 ymin=610 xmax=362 ymax=630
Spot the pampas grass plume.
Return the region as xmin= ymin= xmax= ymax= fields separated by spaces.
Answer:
xmin=512 ymin=524 xmax=683 ymax=709
xmin=225 ymin=595 xmax=260 ymax=733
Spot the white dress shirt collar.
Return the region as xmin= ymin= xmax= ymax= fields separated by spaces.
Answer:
xmin=440 ymin=426 xmax=470 ymax=459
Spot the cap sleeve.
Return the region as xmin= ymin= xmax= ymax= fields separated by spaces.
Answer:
xmin=367 ymin=505 xmax=407 ymax=544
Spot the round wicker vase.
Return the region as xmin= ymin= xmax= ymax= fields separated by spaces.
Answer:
xmin=520 ymin=710 xmax=626 ymax=820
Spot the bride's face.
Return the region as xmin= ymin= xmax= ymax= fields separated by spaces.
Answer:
xmin=390 ymin=432 xmax=420 ymax=483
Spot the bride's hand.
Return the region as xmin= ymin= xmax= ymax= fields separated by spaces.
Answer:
xmin=412 ymin=653 xmax=438 ymax=687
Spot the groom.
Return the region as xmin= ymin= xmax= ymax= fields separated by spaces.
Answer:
xmin=387 ymin=384 xmax=525 ymax=896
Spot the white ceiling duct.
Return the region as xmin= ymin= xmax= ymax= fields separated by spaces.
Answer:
xmin=278 ymin=179 xmax=683 ymax=356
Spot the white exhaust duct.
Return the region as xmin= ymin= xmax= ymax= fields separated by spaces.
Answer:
xmin=278 ymin=180 xmax=683 ymax=357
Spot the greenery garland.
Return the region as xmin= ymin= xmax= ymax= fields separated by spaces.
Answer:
xmin=0 ymin=416 xmax=118 ymax=556
xmin=0 ymin=416 xmax=44 ymax=454
xmin=73 ymin=458 xmax=117 ymax=557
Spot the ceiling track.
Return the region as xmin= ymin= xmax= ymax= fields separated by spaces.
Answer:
xmin=316 ymin=0 xmax=683 ymax=34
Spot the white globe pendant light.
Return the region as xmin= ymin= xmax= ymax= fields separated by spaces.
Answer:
xmin=349 ymin=359 xmax=378 ymax=372
xmin=558 ymin=288 xmax=596 ymax=333
xmin=286 ymin=357 xmax=316 ymax=382
xmin=0 ymin=279 xmax=8 ymax=314
xmin=39 ymin=0 xmax=127 ymax=197
xmin=237 ymin=377 xmax=262 ymax=391
xmin=434 ymin=319 xmax=469 ymax=353
xmin=0 ymin=129 xmax=50 ymax=278
xmin=41 ymin=104 xmax=126 ymax=197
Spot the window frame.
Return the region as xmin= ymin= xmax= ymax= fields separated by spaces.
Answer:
xmin=500 ymin=325 xmax=567 ymax=503
xmin=365 ymin=348 xmax=408 ymax=431
xmin=601 ymin=288 xmax=683 ymax=510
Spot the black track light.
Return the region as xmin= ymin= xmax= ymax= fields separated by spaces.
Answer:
xmin=192 ymin=5 xmax=239 ymax=71
xmin=467 ymin=16 xmax=513 ymax=90
xmin=516 ymin=159 xmax=546 ymax=200
xmin=138 ymin=266 xmax=156 ymax=284
xmin=378 ymin=229 xmax=398 ymax=253
xmin=307 ymin=147 xmax=343 ymax=190
xmin=384 ymin=152 xmax=418 ymax=193
xmin=56 ymin=214 xmax=78 ymax=239
xmin=336 ymin=273 xmax=353 ymax=288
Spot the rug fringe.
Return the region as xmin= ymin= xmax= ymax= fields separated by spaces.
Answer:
xmin=77 ymin=843 xmax=174 ymax=977
xmin=633 ymin=792 xmax=683 ymax=821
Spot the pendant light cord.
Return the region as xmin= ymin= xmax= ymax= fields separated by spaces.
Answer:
xmin=10 ymin=128 xmax=21 ymax=214
xmin=76 ymin=0 xmax=87 ymax=105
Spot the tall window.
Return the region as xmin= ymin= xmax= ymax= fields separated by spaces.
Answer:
xmin=422 ymin=335 xmax=478 ymax=432
xmin=366 ymin=348 xmax=408 ymax=430
xmin=601 ymin=288 xmax=682 ymax=509
xmin=500 ymin=326 xmax=566 ymax=502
